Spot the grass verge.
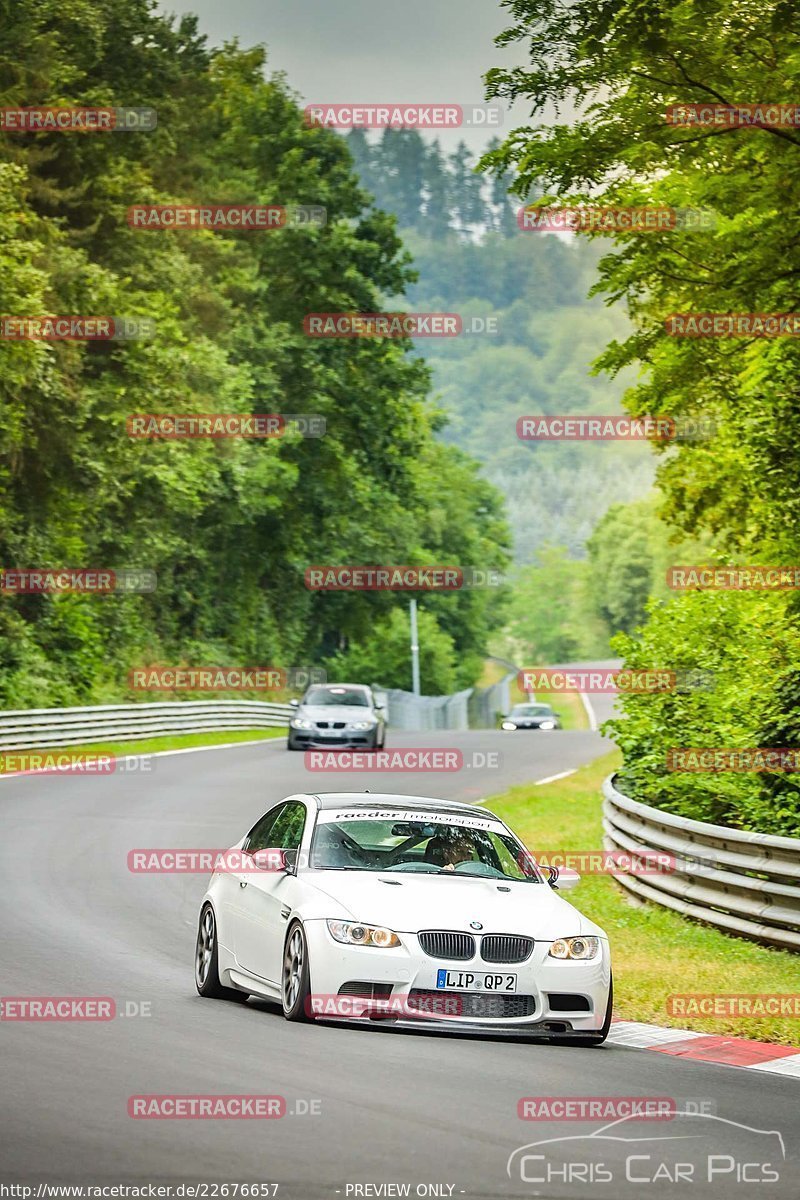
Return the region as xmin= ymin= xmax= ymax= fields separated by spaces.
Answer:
xmin=0 ymin=727 xmax=286 ymax=771
xmin=489 ymin=749 xmax=800 ymax=1046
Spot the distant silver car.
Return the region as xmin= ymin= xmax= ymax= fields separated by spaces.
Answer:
xmin=287 ymin=683 xmax=387 ymax=751
xmin=501 ymin=703 xmax=561 ymax=731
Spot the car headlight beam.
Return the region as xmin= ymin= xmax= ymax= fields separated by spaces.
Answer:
xmin=347 ymin=721 xmax=376 ymax=730
xmin=326 ymin=919 xmax=401 ymax=948
xmin=291 ymin=718 xmax=314 ymax=729
xmin=548 ymin=936 xmax=600 ymax=960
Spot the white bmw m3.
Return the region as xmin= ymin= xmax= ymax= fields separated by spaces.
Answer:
xmin=195 ymin=792 xmax=613 ymax=1042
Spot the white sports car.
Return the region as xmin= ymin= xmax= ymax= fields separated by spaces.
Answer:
xmin=195 ymin=792 xmax=613 ymax=1042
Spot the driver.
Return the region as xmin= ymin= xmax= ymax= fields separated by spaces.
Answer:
xmin=441 ymin=834 xmax=475 ymax=871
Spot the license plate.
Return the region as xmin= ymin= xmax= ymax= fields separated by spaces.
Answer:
xmin=436 ymin=969 xmax=517 ymax=993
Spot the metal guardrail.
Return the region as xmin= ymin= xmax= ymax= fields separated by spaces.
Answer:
xmin=373 ymin=685 xmax=473 ymax=732
xmin=602 ymin=773 xmax=800 ymax=951
xmin=0 ymin=700 xmax=293 ymax=751
xmin=373 ymin=673 xmax=514 ymax=732
xmin=469 ymin=673 xmax=514 ymax=728
xmin=0 ymin=672 xmax=512 ymax=749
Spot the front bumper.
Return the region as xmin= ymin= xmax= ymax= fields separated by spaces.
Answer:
xmin=289 ymin=728 xmax=379 ymax=749
xmin=304 ymin=921 xmax=610 ymax=1033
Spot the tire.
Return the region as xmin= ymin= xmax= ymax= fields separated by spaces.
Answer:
xmin=282 ymin=920 xmax=314 ymax=1022
xmin=195 ymin=904 xmax=249 ymax=1002
xmin=287 ymin=736 xmax=302 ymax=751
xmin=566 ymin=973 xmax=613 ymax=1046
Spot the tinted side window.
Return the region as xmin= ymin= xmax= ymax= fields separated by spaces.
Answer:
xmin=268 ymin=802 xmax=307 ymax=851
xmin=245 ymin=804 xmax=286 ymax=853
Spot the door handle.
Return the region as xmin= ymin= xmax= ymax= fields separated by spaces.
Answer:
xmin=239 ymin=881 xmax=248 ymax=889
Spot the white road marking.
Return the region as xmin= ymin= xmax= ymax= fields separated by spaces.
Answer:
xmin=606 ymin=1019 xmax=706 ymax=1047
xmin=580 ymin=691 xmax=599 ymax=731
xmin=534 ymin=768 xmax=577 ymax=786
xmin=748 ymin=1054 xmax=800 ymax=1078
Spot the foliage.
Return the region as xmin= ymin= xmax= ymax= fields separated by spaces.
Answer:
xmin=325 ymin=605 xmax=458 ymax=694
xmin=499 ymin=545 xmax=609 ymax=663
xmin=346 ymin=130 xmax=655 ymax=563
xmin=0 ymin=0 xmax=509 ymax=705
xmin=485 ymin=0 xmax=800 ymax=832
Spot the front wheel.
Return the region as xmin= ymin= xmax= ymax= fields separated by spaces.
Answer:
xmin=282 ymin=921 xmax=314 ymax=1022
xmin=195 ymin=904 xmax=249 ymax=1002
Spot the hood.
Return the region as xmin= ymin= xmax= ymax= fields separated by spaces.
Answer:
xmin=304 ymin=870 xmax=596 ymax=938
xmin=298 ymin=705 xmax=376 ymax=723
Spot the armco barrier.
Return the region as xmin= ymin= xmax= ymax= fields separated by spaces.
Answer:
xmin=373 ymin=685 xmax=473 ymax=732
xmin=374 ymin=673 xmax=514 ymax=732
xmin=602 ymin=773 xmax=800 ymax=951
xmin=0 ymin=700 xmax=293 ymax=751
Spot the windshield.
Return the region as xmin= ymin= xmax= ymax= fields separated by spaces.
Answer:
xmin=310 ymin=813 xmax=542 ymax=882
xmin=512 ymin=704 xmax=554 ymax=717
xmin=304 ymin=686 xmax=370 ymax=707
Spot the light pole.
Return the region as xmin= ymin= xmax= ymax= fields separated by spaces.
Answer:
xmin=409 ymin=598 xmax=421 ymax=696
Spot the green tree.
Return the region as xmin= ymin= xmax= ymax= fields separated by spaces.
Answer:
xmin=325 ymin=605 xmax=458 ymax=694
xmin=0 ymin=0 xmax=509 ymax=705
xmin=483 ymin=0 xmax=800 ymax=832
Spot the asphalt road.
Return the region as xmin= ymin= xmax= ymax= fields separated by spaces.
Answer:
xmin=1 ymin=725 xmax=798 ymax=1198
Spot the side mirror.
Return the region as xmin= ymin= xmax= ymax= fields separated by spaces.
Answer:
xmin=251 ymin=848 xmax=292 ymax=873
xmin=556 ymin=868 xmax=581 ymax=890
xmin=289 ymin=698 xmax=299 ymax=708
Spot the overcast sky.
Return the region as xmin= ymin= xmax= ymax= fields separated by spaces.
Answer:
xmin=158 ymin=0 xmax=531 ymax=151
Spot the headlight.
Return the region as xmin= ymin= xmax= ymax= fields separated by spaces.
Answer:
xmin=347 ymin=720 xmax=376 ymax=730
xmin=291 ymin=718 xmax=314 ymax=729
xmin=548 ymin=936 xmax=600 ymax=960
xmin=326 ymin=919 xmax=401 ymax=948
xmin=501 ymin=721 xmax=517 ymax=730
xmin=539 ymin=720 xmax=556 ymax=730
